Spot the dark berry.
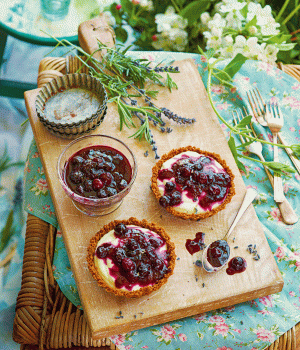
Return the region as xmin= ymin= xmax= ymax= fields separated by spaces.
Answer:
xmin=153 ymin=258 xmax=164 ymax=270
xmin=76 ymin=184 xmax=85 ymax=195
xmin=114 ymin=248 xmax=126 ymax=263
xmin=113 ymin=154 xmax=123 ymax=165
xmin=170 ymin=191 xmax=182 ymax=206
xmin=159 ymin=195 xmax=170 ymax=207
xmin=96 ymin=243 xmax=112 ymax=259
xmin=207 ymin=240 xmax=230 ymax=267
xmin=198 ymin=173 xmax=208 ymax=184
xmin=175 ymin=173 xmax=185 ymax=184
xmin=231 ymin=257 xmax=245 ymax=271
xmin=97 ymin=189 xmax=108 ymax=198
xmin=200 ymin=156 xmax=211 ymax=165
xmin=194 ymin=161 xmax=203 ymax=171
xmin=113 ymin=172 xmax=123 ymax=183
xmin=92 ymin=178 xmax=104 ymax=191
xmin=138 ymin=263 xmax=151 ymax=279
xmin=83 ymin=179 xmax=93 ymax=192
xmin=122 ymin=258 xmax=136 ymax=272
xmin=71 ymin=155 xmax=84 ymax=166
xmin=103 ymin=162 xmax=115 ymax=172
xmin=69 ymin=170 xmax=84 ymax=184
xmin=118 ymin=179 xmax=128 ymax=190
xmin=165 ymin=181 xmax=176 ymax=192
xmin=209 ymin=184 xmax=221 ymax=196
xmin=148 ymin=237 xmax=163 ymax=249
xmin=106 ymin=187 xmax=118 ymax=197
xmin=114 ymin=223 xmax=128 ymax=237
xmin=158 ymin=169 xmax=174 ymax=180
xmin=99 ymin=172 xmax=113 ymax=186
xmin=126 ymin=238 xmax=139 ymax=251
xmin=180 ymin=165 xmax=191 ymax=178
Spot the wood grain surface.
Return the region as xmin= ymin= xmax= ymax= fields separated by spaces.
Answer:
xmin=25 ymin=58 xmax=284 ymax=340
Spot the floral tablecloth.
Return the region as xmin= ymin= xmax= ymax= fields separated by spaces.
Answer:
xmin=23 ymin=52 xmax=300 ymax=350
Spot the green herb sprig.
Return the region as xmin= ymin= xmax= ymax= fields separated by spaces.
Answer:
xmin=48 ymin=37 xmax=196 ymax=158
xmin=199 ymin=46 xmax=299 ymax=176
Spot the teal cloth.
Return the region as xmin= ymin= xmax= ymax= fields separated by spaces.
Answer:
xmin=24 ymin=52 xmax=300 ymax=350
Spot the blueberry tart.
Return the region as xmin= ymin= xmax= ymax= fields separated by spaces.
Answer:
xmin=151 ymin=146 xmax=235 ymax=220
xmin=87 ymin=218 xmax=176 ymax=298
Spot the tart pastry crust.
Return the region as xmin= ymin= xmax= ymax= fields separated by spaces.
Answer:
xmin=87 ymin=217 xmax=176 ymax=298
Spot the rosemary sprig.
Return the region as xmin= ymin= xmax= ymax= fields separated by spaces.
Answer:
xmin=47 ymin=37 xmax=196 ymax=158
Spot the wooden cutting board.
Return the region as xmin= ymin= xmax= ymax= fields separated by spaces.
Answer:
xmin=25 ymin=58 xmax=283 ymax=340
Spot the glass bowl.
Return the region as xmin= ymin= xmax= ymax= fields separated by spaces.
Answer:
xmin=57 ymin=134 xmax=138 ymax=216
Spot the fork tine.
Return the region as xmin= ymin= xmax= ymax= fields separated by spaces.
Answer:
xmin=265 ymin=102 xmax=271 ymax=122
xmin=252 ymin=89 xmax=264 ymax=116
xmin=247 ymin=90 xmax=258 ymax=119
xmin=276 ymin=102 xmax=284 ymax=120
xmin=254 ymin=88 xmax=265 ymax=111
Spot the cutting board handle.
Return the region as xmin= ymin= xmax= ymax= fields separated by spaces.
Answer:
xmin=78 ymin=15 xmax=116 ymax=60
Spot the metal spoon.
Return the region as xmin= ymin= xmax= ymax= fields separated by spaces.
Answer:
xmin=202 ymin=187 xmax=258 ymax=273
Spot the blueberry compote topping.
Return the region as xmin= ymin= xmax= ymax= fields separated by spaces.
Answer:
xmin=65 ymin=145 xmax=132 ymax=199
xmin=207 ymin=239 xmax=230 ymax=268
xmin=158 ymin=153 xmax=231 ymax=210
xmin=185 ymin=232 xmax=206 ymax=255
xmin=226 ymin=257 xmax=247 ymax=275
xmin=95 ymin=224 xmax=170 ymax=291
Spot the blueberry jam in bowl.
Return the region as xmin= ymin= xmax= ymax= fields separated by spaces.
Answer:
xmin=57 ymin=134 xmax=138 ymax=216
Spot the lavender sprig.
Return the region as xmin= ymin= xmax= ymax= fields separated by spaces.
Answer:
xmin=47 ymin=37 xmax=196 ymax=157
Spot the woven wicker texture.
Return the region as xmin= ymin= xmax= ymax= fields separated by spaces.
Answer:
xmin=12 ymin=16 xmax=300 ymax=350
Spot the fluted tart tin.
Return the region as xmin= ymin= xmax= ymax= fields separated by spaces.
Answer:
xmin=35 ymin=73 xmax=107 ymax=139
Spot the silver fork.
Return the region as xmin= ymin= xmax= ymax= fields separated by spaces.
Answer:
xmin=247 ymin=87 xmax=300 ymax=176
xmin=246 ymin=88 xmax=267 ymax=126
xmin=232 ymin=109 xmax=298 ymax=225
xmin=265 ymin=102 xmax=285 ymax=203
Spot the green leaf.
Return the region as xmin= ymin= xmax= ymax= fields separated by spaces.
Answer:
xmin=264 ymin=161 xmax=295 ymax=174
xmin=0 ymin=209 xmax=14 ymax=254
xmin=222 ymin=53 xmax=248 ymax=79
xmin=115 ymin=27 xmax=128 ymax=43
xmin=176 ymin=0 xmax=185 ymax=6
xmin=236 ymin=114 xmax=252 ymax=128
xmin=180 ymin=1 xmax=210 ymax=25
xmin=245 ymin=15 xmax=257 ymax=31
xmin=266 ymin=34 xmax=292 ymax=45
xmin=240 ymin=3 xmax=248 ymax=18
xmin=228 ymin=135 xmax=247 ymax=173
xmin=166 ymin=73 xmax=178 ymax=92
xmin=120 ymin=0 xmax=133 ymax=14
xmin=277 ymin=43 xmax=296 ymax=51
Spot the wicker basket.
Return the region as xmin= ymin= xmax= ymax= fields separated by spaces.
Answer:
xmin=12 ymin=16 xmax=299 ymax=350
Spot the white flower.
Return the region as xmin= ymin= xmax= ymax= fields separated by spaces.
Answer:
xmin=219 ymin=0 xmax=246 ymax=13
xmin=248 ymin=25 xmax=258 ymax=35
xmin=223 ymin=35 xmax=234 ymax=46
xmin=235 ymin=35 xmax=246 ymax=48
xmin=139 ymin=0 xmax=154 ymax=11
xmin=169 ymin=28 xmax=188 ymax=51
xmin=200 ymin=12 xmax=210 ymax=26
xmin=211 ymin=27 xmax=223 ymax=38
xmin=207 ymin=13 xmax=226 ymax=30
xmin=225 ymin=12 xmax=242 ymax=30
xmin=155 ymin=6 xmax=187 ymax=32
